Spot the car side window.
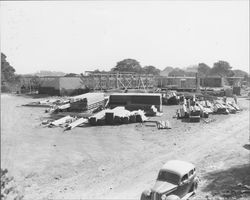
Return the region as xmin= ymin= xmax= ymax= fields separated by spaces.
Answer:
xmin=188 ymin=169 xmax=194 ymax=177
xmin=181 ymin=174 xmax=188 ymax=182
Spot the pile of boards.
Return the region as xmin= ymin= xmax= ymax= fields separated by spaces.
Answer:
xmin=42 ymin=106 xmax=148 ymax=130
xmin=23 ymin=98 xmax=69 ymax=107
xmin=42 ymin=115 xmax=88 ymax=131
xmin=23 ymin=93 xmax=106 ymax=115
xmin=177 ymin=98 xmax=241 ymax=123
xmin=162 ymin=91 xmax=180 ymax=105
xmin=213 ymin=101 xmax=240 ymax=114
xmin=47 ymin=93 xmax=105 ymax=114
xmin=89 ymin=107 xmax=148 ymax=126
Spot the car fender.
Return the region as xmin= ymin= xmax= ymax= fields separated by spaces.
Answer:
xmin=140 ymin=189 xmax=151 ymax=200
xmin=165 ymin=194 xmax=180 ymax=200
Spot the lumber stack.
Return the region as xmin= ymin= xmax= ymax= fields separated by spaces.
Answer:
xmin=69 ymin=93 xmax=105 ymax=112
xmin=157 ymin=120 xmax=171 ymax=129
xmin=189 ymin=105 xmax=201 ymax=122
xmin=65 ymin=118 xmax=88 ymax=130
xmin=177 ymin=104 xmax=189 ymax=119
xmin=88 ymin=107 xmax=147 ymax=126
xmin=214 ymin=101 xmax=229 ymax=114
xmin=49 ymin=115 xmax=76 ymax=127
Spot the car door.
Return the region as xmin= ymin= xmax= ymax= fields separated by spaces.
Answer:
xmin=187 ymin=169 xmax=195 ymax=192
xmin=174 ymin=174 xmax=189 ymax=198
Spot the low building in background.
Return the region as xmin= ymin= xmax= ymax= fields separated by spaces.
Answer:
xmin=39 ymin=76 xmax=89 ymax=96
xmin=200 ymin=76 xmax=226 ymax=88
xmin=157 ymin=76 xmax=199 ymax=91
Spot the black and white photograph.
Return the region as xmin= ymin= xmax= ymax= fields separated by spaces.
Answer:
xmin=1 ymin=1 xmax=249 ymax=200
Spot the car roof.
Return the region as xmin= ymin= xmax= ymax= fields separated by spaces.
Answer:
xmin=161 ymin=160 xmax=195 ymax=176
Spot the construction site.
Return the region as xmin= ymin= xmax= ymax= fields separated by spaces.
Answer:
xmin=1 ymin=71 xmax=250 ymax=200
xmin=1 ymin=1 xmax=249 ymax=199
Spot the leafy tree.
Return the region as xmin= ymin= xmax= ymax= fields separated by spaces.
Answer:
xmin=1 ymin=53 xmax=16 ymax=82
xmin=232 ymin=69 xmax=248 ymax=77
xmin=168 ymin=68 xmax=186 ymax=77
xmin=210 ymin=60 xmax=234 ymax=77
xmin=142 ymin=65 xmax=160 ymax=75
xmin=1 ymin=168 xmax=23 ymax=200
xmin=1 ymin=53 xmax=21 ymax=92
xmin=160 ymin=66 xmax=174 ymax=76
xmin=198 ymin=63 xmax=211 ymax=76
xmin=93 ymin=69 xmax=101 ymax=73
xmin=112 ymin=59 xmax=142 ymax=73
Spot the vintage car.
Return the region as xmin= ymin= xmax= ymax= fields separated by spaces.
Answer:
xmin=141 ymin=160 xmax=198 ymax=200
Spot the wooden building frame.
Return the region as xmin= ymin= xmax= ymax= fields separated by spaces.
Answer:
xmin=81 ymin=72 xmax=156 ymax=91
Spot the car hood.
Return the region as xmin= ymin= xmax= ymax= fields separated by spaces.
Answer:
xmin=151 ymin=181 xmax=178 ymax=194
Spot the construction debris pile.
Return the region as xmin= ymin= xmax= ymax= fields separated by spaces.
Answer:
xmin=25 ymin=90 xmax=242 ymax=130
xmin=89 ymin=107 xmax=148 ymax=126
xmin=23 ymin=93 xmax=106 ymax=115
xmin=47 ymin=93 xmax=106 ymax=114
xmin=25 ymin=92 xmax=168 ymax=131
xmin=177 ymin=95 xmax=241 ymax=123
xmin=42 ymin=107 xmax=149 ymax=131
xmin=23 ymin=98 xmax=69 ymax=108
xmin=162 ymin=91 xmax=180 ymax=105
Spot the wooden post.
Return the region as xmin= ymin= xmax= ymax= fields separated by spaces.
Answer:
xmin=196 ymin=73 xmax=200 ymax=93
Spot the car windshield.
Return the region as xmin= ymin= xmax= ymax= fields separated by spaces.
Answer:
xmin=157 ymin=170 xmax=180 ymax=184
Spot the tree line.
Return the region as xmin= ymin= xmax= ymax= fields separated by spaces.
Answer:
xmin=89 ymin=58 xmax=248 ymax=78
xmin=1 ymin=53 xmax=249 ymax=92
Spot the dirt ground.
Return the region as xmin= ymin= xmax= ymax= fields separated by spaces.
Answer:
xmin=1 ymin=94 xmax=250 ymax=200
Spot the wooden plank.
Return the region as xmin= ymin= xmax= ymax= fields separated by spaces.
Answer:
xmin=50 ymin=115 xmax=74 ymax=126
xmin=65 ymin=118 xmax=88 ymax=130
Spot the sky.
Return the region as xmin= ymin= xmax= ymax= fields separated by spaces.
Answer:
xmin=1 ymin=1 xmax=249 ymax=74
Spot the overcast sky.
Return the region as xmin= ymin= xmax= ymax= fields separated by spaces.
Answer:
xmin=1 ymin=1 xmax=249 ymax=74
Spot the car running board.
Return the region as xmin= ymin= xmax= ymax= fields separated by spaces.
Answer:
xmin=181 ymin=191 xmax=194 ymax=200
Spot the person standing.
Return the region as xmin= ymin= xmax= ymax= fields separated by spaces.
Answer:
xmin=233 ymin=94 xmax=238 ymax=104
xmin=223 ymin=96 xmax=227 ymax=104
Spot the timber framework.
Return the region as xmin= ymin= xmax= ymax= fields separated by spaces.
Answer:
xmin=80 ymin=71 xmax=156 ymax=91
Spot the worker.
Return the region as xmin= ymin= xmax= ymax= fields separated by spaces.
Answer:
xmin=233 ymin=94 xmax=238 ymax=104
xmin=223 ymin=96 xmax=227 ymax=104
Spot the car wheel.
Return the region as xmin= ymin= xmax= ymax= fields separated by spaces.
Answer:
xmin=165 ymin=195 xmax=180 ymax=200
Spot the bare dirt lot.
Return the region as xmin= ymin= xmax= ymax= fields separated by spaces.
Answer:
xmin=1 ymin=94 xmax=250 ymax=200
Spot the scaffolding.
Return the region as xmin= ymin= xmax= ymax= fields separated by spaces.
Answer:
xmin=80 ymin=72 xmax=156 ymax=91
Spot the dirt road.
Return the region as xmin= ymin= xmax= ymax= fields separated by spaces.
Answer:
xmin=1 ymin=94 xmax=249 ymax=199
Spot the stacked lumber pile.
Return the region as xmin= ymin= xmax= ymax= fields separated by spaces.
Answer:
xmin=42 ymin=115 xmax=88 ymax=130
xmin=156 ymin=120 xmax=171 ymax=129
xmin=89 ymin=110 xmax=107 ymax=126
xmin=65 ymin=118 xmax=88 ymax=130
xmin=89 ymin=107 xmax=147 ymax=126
xmin=176 ymin=97 xmax=241 ymax=123
xmin=213 ymin=101 xmax=230 ymax=114
xmin=165 ymin=91 xmax=180 ymax=105
xmin=189 ymin=105 xmax=201 ymax=122
xmin=198 ymin=100 xmax=214 ymax=114
xmin=177 ymin=104 xmax=189 ymax=119
xmin=23 ymin=98 xmax=69 ymax=108
xmin=69 ymin=93 xmax=105 ymax=112
xmin=46 ymin=93 xmax=105 ymax=114
xmin=47 ymin=115 xmax=76 ymax=128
